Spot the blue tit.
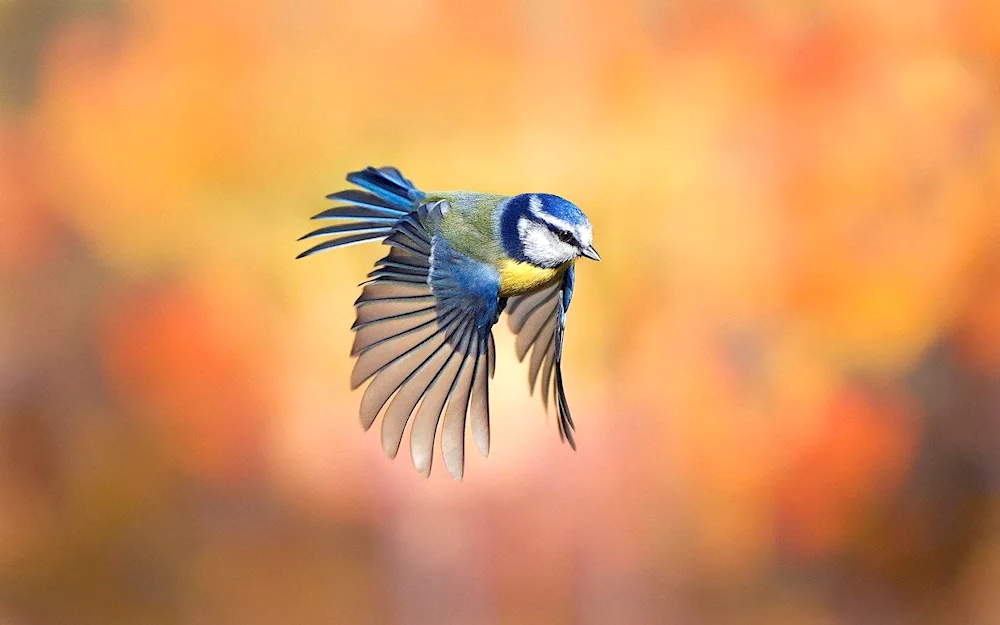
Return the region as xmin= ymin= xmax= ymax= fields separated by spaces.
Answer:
xmin=298 ymin=166 xmax=599 ymax=480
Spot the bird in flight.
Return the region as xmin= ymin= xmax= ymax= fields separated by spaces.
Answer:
xmin=299 ymin=167 xmax=599 ymax=479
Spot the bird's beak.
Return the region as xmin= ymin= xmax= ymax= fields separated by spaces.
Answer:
xmin=580 ymin=245 xmax=601 ymax=261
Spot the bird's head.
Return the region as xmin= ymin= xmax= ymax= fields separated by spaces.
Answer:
xmin=499 ymin=193 xmax=600 ymax=268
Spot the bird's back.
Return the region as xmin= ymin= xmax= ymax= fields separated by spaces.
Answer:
xmin=423 ymin=191 xmax=503 ymax=261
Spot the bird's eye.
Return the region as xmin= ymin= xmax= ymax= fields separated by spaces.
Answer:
xmin=556 ymin=230 xmax=575 ymax=244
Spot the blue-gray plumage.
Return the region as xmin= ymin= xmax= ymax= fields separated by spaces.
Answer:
xmin=298 ymin=166 xmax=599 ymax=479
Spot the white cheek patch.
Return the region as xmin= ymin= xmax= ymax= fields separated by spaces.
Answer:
xmin=518 ymin=218 xmax=576 ymax=267
xmin=517 ymin=216 xmax=532 ymax=245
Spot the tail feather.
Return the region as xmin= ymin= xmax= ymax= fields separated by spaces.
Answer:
xmin=298 ymin=166 xmax=424 ymax=259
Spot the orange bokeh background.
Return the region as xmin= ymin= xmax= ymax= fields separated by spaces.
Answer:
xmin=2 ymin=1 xmax=999 ymax=623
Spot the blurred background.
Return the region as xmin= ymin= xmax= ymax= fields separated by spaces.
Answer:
xmin=2 ymin=0 xmax=1000 ymax=623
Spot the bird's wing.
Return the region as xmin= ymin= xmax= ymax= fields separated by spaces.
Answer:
xmin=505 ymin=265 xmax=577 ymax=448
xmin=350 ymin=201 xmax=500 ymax=480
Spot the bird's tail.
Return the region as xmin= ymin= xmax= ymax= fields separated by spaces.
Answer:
xmin=297 ymin=166 xmax=426 ymax=258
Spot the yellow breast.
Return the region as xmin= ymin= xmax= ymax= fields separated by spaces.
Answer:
xmin=498 ymin=259 xmax=564 ymax=297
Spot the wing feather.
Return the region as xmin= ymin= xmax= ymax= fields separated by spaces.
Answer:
xmin=323 ymin=189 xmax=409 ymax=212
xmin=296 ymin=231 xmax=394 ymax=259
xmin=469 ymin=337 xmax=491 ymax=457
xmin=350 ymin=214 xmax=500 ymax=476
xmin=505 ymin=266 xmax=577 ymax=447
xmin=527 ymin=316 xmax=556 ymax=392
xmin=299 ymin=223 xmax=393 ymax=240
xmin=379 ymin=318 xmax=472 ymax=459
xmin=507 ymin=288 xmax=558 ymax=334
xmin=441 ymin=339 xmax=479 ymax=480
xmin=487 ymin=332 xmax=496 ymax=378
xmin=386 ymin=246 xmax=430 ymax=268
xmin=514 ymin=299 xmax=556 ymax=361
xmin=351 ymin=306 xmax=438 ymax=356
xmin=304 ymin=172 xmax=509 ymax=477
xmin=359 ymin=327 xmax=449 ymax=429
xmin=409 ymin=323 xmax=476 ymax=476
xmin=351 ymin=318 xmax=442 ymax=388
xmin=539 ymin=340 xmax=556 ymax=408
xmin=367 ymin=265 xmax=428 ymax=280
xmin=353 ymin=300 xmax=435 ymax=328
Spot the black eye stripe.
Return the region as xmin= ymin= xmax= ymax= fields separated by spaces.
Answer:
xmin=528 ymin=217 xmax=578 ymax=246
xmin=537 ymin=221 xmax=575 ymax=244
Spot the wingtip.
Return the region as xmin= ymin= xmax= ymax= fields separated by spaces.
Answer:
xmin=382 ymin=430 xmax=402 ymax=459
xmin=564 ymin=417 xmax=578 ymax=449
xmin=359 ymin=410 xmax=377 ymax=432
xmin=296 ymin=240 xmax=329 ymax=259
xmin=442 ymin=436 xmax=467 ymax=482
xmin=350 ymin=371 xmax=367 ymax=390
xmin=345 ymin=166 xmax=377 ymax=183
xmin=414 ymin=458 xmax=432 ymax=478
xmin=410 ymin=437 xmax=434 ymax=477
xmin=558 ymin=421 xmax=577 ymax=450
xmin=474 ymin=430 xmax=490 ymax=457
xmin=564 ymin=427 xmax=577 ymax=450
xmin=445 ymin=463 xmax=464 ymax=481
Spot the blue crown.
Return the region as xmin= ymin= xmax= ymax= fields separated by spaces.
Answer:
xmin=531 ymin=194 xmax=587 ymax=226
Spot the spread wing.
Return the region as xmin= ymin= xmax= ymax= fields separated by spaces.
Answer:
xmin=505 ymin=265 xmax=577 ymax=448
xmin=350 ymin=201 xmax=500 ymax=480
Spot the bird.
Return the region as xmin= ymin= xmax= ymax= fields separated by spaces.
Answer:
xmin=298 ymin=166 xmax=599 ymax=480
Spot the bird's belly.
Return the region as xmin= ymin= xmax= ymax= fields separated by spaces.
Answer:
xmin=497 ymin=259 xmax=563 ymax=297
